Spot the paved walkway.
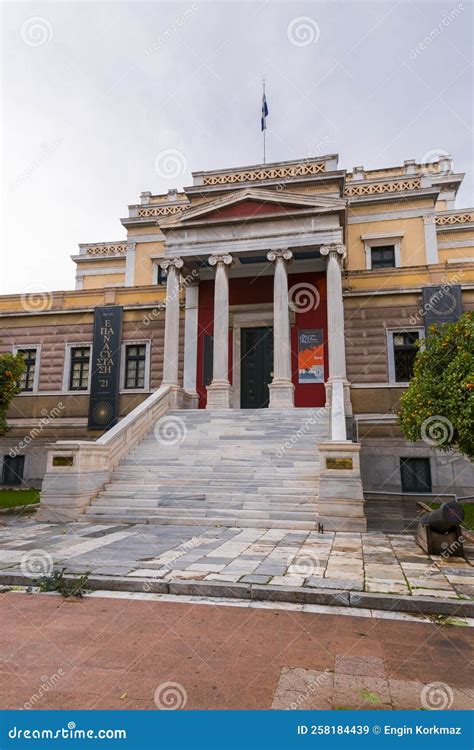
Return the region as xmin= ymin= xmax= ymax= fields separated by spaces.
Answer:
xmin=1 ymin=591 xmax=473 ymax=710
xmin=0 ymin=519 xmax=472 ymax=600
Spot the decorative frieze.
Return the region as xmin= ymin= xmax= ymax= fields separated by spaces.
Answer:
xmin=84 ymin=244 xmax=126 ymax=256
xmin=202 ymin=161 xmax=325 ymax=186
xmin=345 ymin=178 xmax=421 ymax=197
xmin=137 ymin=205 xmax=187 ymax=218
xmin=435 ymin=212 xmax=474 ymax=226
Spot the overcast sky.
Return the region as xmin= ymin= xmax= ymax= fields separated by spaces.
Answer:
xmin=1 ymin=0 xmax=472 ymax=295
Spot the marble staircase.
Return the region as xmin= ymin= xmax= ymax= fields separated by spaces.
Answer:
xmin=85 ymin=409 xmax=334 ymax=530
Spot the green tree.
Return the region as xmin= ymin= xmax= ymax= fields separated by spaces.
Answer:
xmin=0 ymin=351 xmax=25 ymax=436
xmin=398 ymin=311 xmax=474 ymax=460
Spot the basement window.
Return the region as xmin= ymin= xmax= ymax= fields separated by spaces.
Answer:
xmin=400 ymin=457 xmax=432 ymax=493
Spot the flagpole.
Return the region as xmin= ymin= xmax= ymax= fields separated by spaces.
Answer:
xmin=262 ymin=77 xmax=266 ymax=164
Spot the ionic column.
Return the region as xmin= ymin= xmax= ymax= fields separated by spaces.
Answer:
xmin=183 ymin=282 xmax=199 ymax=403
xmin=160 ymin=257 xmax=184 ymax=406
xmin=320 ymin=244 xmax=349 ymax=439
xmin=206 ymin=253 xmax=233 ymax=409
xmin=267 ymin=249 xmax=295 ymax=408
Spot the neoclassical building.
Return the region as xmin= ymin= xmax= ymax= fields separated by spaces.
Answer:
xmin=1 ymin=153 xmax=473 ymax=528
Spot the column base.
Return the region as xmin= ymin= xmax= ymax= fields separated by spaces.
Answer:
xmin=268 ymin=380 xmax=295 ymax=409
xmin=206 ymin=381 xmax=233 ymax=409
xmin=161 ymin=384 xmax=184 ymax=409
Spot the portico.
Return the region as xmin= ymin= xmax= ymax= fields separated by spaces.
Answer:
xmin=158 ymin=187 xmax=350 ymax=429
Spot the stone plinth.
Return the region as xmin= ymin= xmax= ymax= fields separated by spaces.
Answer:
xmin=317 ymin=441 xmax=367 ymax=532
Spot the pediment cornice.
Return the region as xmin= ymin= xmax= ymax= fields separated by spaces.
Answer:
xmin=158 ymin=187 xmax=346 ymax=229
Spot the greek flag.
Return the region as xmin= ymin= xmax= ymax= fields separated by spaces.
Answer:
xmin=261 ymin=91 xmax=269 ymax=131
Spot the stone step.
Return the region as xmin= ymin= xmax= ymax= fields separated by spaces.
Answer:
xmin=95 ymin=494 xmax=318 ymax=507
xmin=85 ymin=505 xmax=318 ymax=520
xmin=83 ymin=511 xmax=320 ymax=530
xmin=92 ymin=495 xmax=318 ymax=509
xmin=102 ymin=479 xmax=317 ymax=490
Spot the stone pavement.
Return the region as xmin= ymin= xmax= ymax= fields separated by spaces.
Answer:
xmin=0 ymin=519 xmax=472 ymax=601
xmin=0 ymin=591 xmax=473 ymax=710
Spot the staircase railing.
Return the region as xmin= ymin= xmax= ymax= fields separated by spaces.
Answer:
xmin=38 ymin=386 xmax=179 ymax=522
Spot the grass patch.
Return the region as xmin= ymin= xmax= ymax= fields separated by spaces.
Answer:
xmin=428 ymin=502 xmax=474 ymax=531
xmin=36 ymin=569 xmax=90 ymax=598
xmin=0 ymin=489 xmax=40 ymax=509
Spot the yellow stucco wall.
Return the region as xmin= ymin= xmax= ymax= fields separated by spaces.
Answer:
xmin=82 ymin=273 xmax=124 ymax=290
xmin=346 ymin=216 xmax=427 ymax=271
xmin=134 ymin=241 xmax=165 ymax=286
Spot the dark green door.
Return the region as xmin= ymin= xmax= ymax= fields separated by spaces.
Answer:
xmin=240 ymin=327 xmax=273 ymax=409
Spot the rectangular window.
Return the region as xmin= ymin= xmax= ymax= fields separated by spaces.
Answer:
xmin=157 ymin=266 xmax=167 ymax=285
xmin=69 ymin=346 xmax=90 ymax=391
xmin=124 ymin=344 xmax=147 ymax=389
xmin=17 ymin=349 xmax=37 ymax=392
xmin=392 ymin=331 xmax=420 ymax=382
xmin=371 ymin=245 xmax=396 ymax=269
xmin=2 ymin=455 xmax=25 ymax=486
xmin=400 ymin=457 xmax=432 ymax=493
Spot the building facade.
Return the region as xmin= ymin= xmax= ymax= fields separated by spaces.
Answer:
xmin=1 ymin=153 xmax=473 ymax=507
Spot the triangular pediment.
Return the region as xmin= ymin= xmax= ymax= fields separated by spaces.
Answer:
xmin=159 ymin=188 xmax=346 ymax=228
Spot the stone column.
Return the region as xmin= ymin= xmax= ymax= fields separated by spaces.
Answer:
xmin=320 ymin=244 xmax=349 ymax=439
xmin=183 ymin=282 xmax=199 ymax=406
xmin=267 ymin=249 xmax=295 ymax=408
xmin=206 ymin=253 xmax=233 ymax=409
xmin=160 ymin=257 xmax=184 ymax=407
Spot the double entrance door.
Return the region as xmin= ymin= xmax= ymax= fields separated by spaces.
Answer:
xmin=240 ymin=326 xmax=273 ymax=409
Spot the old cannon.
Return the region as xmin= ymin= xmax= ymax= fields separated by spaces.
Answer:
xmin=416 ymin=500 xmax=465 ymax=557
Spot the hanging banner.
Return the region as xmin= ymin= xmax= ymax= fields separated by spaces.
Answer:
xmin=298 ymin=329 xmax=324 ymax=383
xmin=421 ymin=284 xmax=462 ymax=335
xmin=87 ymin=306 xmax=123 ymax=430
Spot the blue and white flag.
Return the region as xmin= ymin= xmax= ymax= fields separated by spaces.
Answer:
xmin=261 ymin=91 xmax=269 ymax=131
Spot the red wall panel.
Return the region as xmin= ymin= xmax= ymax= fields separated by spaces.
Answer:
xmin=196 ymin=270 xmax=327 ymax=409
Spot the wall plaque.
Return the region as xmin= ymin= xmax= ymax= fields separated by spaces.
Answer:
xmin=298 ymin=329 xmax=324 ymax=383
xmin=326 ymin=457 xmax=353 ymax=470
xmin=87 ymin=306 xmax=123 ymax=430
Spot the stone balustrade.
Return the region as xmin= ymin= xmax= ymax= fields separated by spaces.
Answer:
xmin=38 ymin=386 xmax=175 ymax=522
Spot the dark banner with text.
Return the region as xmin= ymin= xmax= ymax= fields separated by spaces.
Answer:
xmin=87 ymin=306 xmax=123 ymax=430
xmin=421 ymin=284 xmax=462 ymax=334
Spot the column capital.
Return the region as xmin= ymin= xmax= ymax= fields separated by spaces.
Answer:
xmin=160 ymin=257 xmax=184 ymax=271
xmin=320 ymin=244 xmax=346 ymax=261
xmin=267 ymin=249 xmax=293 ymax=263
xmin=208 ymin=253 xmax=233 ymax=267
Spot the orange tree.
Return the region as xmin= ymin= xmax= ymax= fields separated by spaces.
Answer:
xmin=0 ymin=351 xmax=25 ymax=436
xmin=398 ymin=311 xmax=474 ymax=461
